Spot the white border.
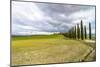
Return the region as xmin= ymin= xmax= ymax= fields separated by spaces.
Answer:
xmin=0 ymin=0 xmax=10 ymax=67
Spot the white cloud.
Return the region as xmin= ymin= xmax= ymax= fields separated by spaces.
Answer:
xmin=68 ymin=7 xmax=95 ymax=25
xmin=13 ymin=31 xmax=59 ymax=35
xmin=12 ymin=1 xmax=45 ymax=21
xmin=12 ymin=1 xmax=48 ymax=34
xmin=12 ymin=1 xmax=95 ymax=35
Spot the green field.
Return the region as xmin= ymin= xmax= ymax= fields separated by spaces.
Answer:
xmin=11 ymin=34 xmax=96 ymax=66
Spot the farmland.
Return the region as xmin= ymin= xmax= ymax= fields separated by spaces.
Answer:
xmin=11 ymin=34 xmax=96 ymax=66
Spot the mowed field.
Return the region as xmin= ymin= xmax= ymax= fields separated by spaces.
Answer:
xmin=11 ymin=34 xmax=96 ymax=66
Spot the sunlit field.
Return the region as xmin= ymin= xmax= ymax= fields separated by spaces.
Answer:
xmin=11 ymin=34 xmax=96 ymax=66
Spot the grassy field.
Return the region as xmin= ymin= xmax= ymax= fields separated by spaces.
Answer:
xmin=11 ymin=34 xmax=96 ymax=66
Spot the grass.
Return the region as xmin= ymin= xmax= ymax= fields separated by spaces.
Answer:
xmin=11 ymin=34 xmax=96 ymax=66
xmin=12 ymin=34 xmax=65 ymax=40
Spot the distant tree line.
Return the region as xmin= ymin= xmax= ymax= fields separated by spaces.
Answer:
xmin=62 ymin=20 xmax=92 ymax=40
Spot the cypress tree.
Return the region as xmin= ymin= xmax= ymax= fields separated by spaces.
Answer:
xmin=72 ymin=27 xmax=74 ymax=39
xmin=70 ymin=29 xmax=73 ymax=39
xmin=69 ymin=30 xmax=71 ymax=38
xmin=89 ymin=22 xmax=91 ymax=39
xmin=81 ymin=20 xmax=84 ymax=40
xmin=75 ymin=26 xmax=76 ymax=39
xmin=77 ymin=24 xmax=80 ymax=39
xmin=84 ymin=25 xmax=87 ymax=39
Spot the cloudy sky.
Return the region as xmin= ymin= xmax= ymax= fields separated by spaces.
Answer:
xmin=12 ymin=1 xmax=95 ymax=35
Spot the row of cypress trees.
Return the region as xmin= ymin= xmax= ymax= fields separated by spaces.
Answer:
xmin=63 ymin=20 xmax=92 ymax=40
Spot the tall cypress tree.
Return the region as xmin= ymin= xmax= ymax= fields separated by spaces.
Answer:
xmin=69 ymin=30 xmax=71 ymax=38
xmin=77 ymin=24 xmax=80 ymax=39
xmin=71 ymin=28 xmax=73 ymax=39
xmin=75 ymin=25 xmax=76 ymax=39
xmin=72 ymin=27 xmax=74 ymax=39
xmin=89 ymin=22 xmax=91 ymax=39
xmin=81 ymin=20 xmax=84 ymax=40
xmin=84 ymin=25 xmax=87 ymax=39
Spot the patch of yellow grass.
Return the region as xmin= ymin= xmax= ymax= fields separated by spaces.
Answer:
xmin=12 ymin=38 xmax=94 ymax=66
